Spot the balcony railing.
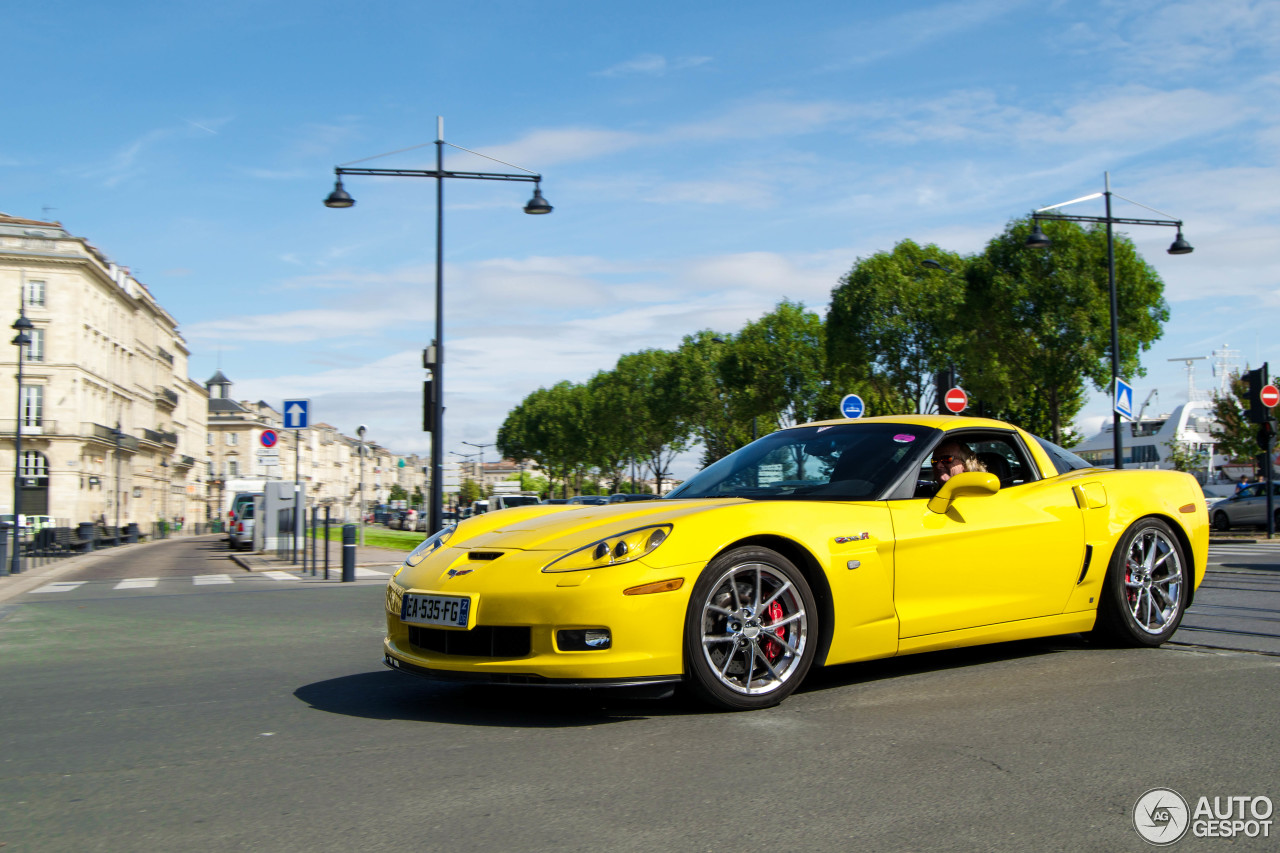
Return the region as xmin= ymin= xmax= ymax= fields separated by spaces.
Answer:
xmin=85 ymin=423 xmax=140 ymax=452
xmin=176 ymin=455 xmax=195 ymax=468
xmin=157 ymin=386 xmax=179 ymax=407
xmin=0 ymin=419 xmax=60 ymax=435
xmin=157 ymin=347 xmax=174 ymax=365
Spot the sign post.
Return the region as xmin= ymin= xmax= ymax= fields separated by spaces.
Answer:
xmin=283 ymin=400 xmax=310 ymax=565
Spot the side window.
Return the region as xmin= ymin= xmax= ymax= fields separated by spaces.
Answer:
xmin=911 ymin=432 xmax=1035 ymax=495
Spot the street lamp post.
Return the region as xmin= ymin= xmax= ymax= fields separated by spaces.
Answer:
xmin=1026 ymin=173 xmax=1192 ymax=469
xmin=325 ymin=117 xmax=551 ymax=537
xmin=462 ymin=441 xmax=493 ymax=494
xmin=356 ymin=425 xmax=367 ymax=546
xmin=9 ymin=307 xmax=33 ymax=576
xmin=113 ymin=422 xmax=124 ymax=546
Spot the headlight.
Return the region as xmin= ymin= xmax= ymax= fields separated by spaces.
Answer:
xmin=542 ymin=525 xmax=671 ymax=573
xmin=398 ymin=524 xmax=456 ymax=573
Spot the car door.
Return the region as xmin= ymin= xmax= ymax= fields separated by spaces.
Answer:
xmin=889 ymin=433 xmax=1085 ymax=638
xmin=1233 ymin=484 xmax=1266 ymax=525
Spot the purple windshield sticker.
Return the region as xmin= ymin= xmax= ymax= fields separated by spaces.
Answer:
xmin=892 ymin=433 xmax=916 ymax=443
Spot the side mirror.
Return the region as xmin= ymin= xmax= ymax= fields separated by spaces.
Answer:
xmin=927 ymin=471 xmax=1000 ymax=514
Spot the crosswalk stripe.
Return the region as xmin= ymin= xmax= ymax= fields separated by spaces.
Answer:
xmin=193 ymin=574 xmax=234 ymax=585
xmin=30 ymin=581 xmax=85 ymax=594
xmin=113 ymin=578 xmax=158 ymax=590
xmin=355 ymin=567 xmax=389 ymax=578
xmin=262 ymin=570 xmax=300 ymax=581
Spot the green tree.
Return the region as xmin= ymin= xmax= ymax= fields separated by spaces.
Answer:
xmin=961 ymin=217 xmax=1169 ymax=443
xmin=585 ymin=369 xmax=643 ymax=491
xmin=458 ymin=478 xmax=482 ymax=505
xmin=411 ymin=487 xmax=424 ymax=508
xmin=720 ymin=300 xmax=834 ymax=430
xmin=1163 ymin=439 xmax=1207 ymax=473
xmin=673 ymin=330 xmax=756 ymax=466
xmin=388 ymin=484 xmax=407 ymax=503
xmin=612 ymin=349 xmax=692 ymax=494
xmin=497 ymin=381 xmax=591 ymax=498
xmin=1211 ymin=372 xmax=1263 ymax=463
xmin=827 ymin=240 xmax=967 ymax=415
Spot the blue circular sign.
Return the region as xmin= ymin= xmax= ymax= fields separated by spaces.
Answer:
xmin=260 ymin=429 xmax=279 ymax=448
xmin=840 ymin=394 xmax=865 ymax=419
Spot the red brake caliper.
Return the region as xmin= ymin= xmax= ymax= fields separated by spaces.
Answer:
xmin=763 ymin=600 xmax=786 ymax=661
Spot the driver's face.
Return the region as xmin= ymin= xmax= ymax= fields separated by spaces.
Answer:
xmin=931 ymin=444 xmax=965 ymax=483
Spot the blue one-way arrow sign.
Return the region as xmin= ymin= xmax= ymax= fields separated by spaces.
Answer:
xmin=284 ymin=399 xmax=310 ymax=429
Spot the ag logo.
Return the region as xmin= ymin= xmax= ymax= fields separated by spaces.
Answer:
xmin=1134 ymin=788 xmax=1190 ymax=845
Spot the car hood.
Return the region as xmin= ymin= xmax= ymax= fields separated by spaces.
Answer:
xmin=448 ymin=500 xmax=747 ymax=553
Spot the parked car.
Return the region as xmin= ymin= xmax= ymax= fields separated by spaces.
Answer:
xmin=1210 ymin=481 xmax=1280 ymax=531
xmin=540 ymin=499 xmax=569 ymax=505
xmin=0 ymin=514 xmax=54 ymax=530
xmin=566 ymin=495 xmax=608 ymax=505
xmin=229 ymin=502 xmax=256 ymax=550
xmin=607 ymin=493 xmax=659 ymax=503
xmin=385 ymin=414 xmax=1208 ymax=710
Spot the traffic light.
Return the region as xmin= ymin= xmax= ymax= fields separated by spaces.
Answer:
xmin=423 ymin=379 xmax=436 ymax=432
xmin=1245 ymin=365 xmax=1269 ymax=423
xmin=1258 ymin=418 xmax=1276 ymax=453
xmin=933 ymin=368 xmax=956 ymax=414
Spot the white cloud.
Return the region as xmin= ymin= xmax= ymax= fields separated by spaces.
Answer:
xmin=593 ymin=54 xmax=712 ymax=77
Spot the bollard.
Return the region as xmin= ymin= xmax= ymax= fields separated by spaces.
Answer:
xmin=342 ymin=523 xmax=356 ymax=582
xmin=78 ymin=522 xmax=95 ymax=553
xmin=323 ymin=506 xmax=331 ymax=581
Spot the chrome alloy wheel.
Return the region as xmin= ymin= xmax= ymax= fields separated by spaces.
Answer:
xmin=1123 ymin=527 xmax=1184 ymax=635
xmin=699 ymin=561 xmax=809 ymax=696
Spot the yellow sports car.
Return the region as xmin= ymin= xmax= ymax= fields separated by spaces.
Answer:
xmin=384 ymin=415 xmax=1207 ymax=710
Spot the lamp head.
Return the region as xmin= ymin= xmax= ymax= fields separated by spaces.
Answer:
xmin=324 ymin=177 xmax=355 ymax=208
xmin=524 ymin=184 xmax=552 ymax=215
xmin=1167 ymin=230 xmax=1194 ymax=255
xmin=1025 ymin=221 xmax=1051 ymax=248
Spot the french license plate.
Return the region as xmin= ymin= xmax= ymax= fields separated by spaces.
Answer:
xmin=401 ymin=593 xmax=471 ymax=628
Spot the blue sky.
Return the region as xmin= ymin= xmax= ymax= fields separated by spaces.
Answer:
xmin=5 ymin=0 xmax=1278 ymax=474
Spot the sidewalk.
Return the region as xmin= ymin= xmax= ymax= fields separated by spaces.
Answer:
xmin=229 ymin=540 xmax=408 ymax=574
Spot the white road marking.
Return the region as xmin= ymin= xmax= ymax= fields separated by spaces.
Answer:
xmin=262 ymin=571 xmax=300 ymax=581
xmin=355 ymin=567 xmax=389 ymax=578
xmin=30 ymin=581 xmax=86 ymax=594
xmin=113 ymin=577 xmax=158 ymax=590
xmin=193 ymin=574 xmax=234 ymax=585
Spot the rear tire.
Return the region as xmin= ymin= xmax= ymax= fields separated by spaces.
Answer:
xmin=1091 ymin=518 xmax=1188 ymax=647
xmin=1212 ymin=510 xmax=1231 ymax=532
xmin=683 ymin=546 xmax=818 ymax=711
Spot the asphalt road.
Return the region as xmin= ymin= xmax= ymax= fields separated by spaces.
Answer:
xmin=1 ymin=536 xmax=1277 ymax=852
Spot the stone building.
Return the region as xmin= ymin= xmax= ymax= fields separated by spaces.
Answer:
xmin=0 ymin=213 xmax=207 ymax=528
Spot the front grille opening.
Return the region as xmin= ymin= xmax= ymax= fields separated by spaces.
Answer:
xmin=408 ymin=625 xmax=531 ymax=657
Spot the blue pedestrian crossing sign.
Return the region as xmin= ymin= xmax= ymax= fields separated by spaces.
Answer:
xmin=1113 ymin=379 xmax=1134 ymax=420
xmin=840 ymin=394 xmax=865 ymax=419
xmin=283 ymin=399 xmax=310 ymax=429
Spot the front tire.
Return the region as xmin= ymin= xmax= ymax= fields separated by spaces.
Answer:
xmin=1091 ymin=518 xmax=1188 ymax=647
xmin=683 ymin=546 xmax=818 ymax=711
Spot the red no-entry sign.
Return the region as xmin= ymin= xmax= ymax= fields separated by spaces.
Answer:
xmin=944 ymin=387 xmax=968 ymax=413
xmin=1261 ymin=384 xmax=1280 ymax=408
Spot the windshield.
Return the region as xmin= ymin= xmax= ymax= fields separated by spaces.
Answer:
xmin=670 ymin=422 xmax=940 ymax=501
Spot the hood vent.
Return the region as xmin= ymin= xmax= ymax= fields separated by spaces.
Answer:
xmin=468 ymin=551 xmax=504 ymax=561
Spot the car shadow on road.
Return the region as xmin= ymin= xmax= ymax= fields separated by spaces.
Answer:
xmin=294 ymin=669 xmax=700 ymax=727
xmin=295 ymin=636 xmax=1096 ymax=727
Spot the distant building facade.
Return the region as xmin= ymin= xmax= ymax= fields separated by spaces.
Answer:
xmin=0 ymin=213 xmax=208 ymax=527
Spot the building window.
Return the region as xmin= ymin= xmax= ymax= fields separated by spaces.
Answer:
xmin=227 ymin=460 xmax=239 ymax=478
xmin=226 ymin=433 xmax=238 ymax=446
xmin=26 ymin=329 xmax=44 ymax=363
xmin=206 ymin=460 xmax=214 ymax=477
xmin=207 ymin=434 xmax=213 ymax=446
xmin=20 ymin=450 xmax=48 ymax=479
xmin=19 ymin=386 xmax=42 ymax=427
xmin=25 ymin=280 xmax=45 ymax=307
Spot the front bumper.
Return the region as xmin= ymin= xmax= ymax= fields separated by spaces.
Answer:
xmin=382 ymin=546 xmax=696 ymax=684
